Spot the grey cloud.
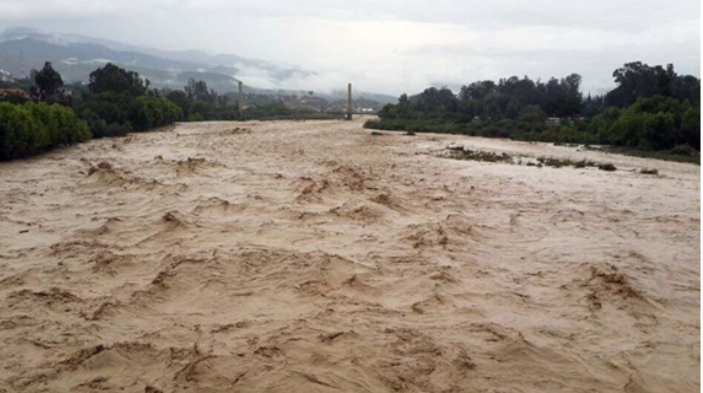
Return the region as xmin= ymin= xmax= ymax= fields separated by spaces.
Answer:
xmin=0 ymin=0 xmax=698 ymax=95
xmin=3 ymin=0 xmax=699 ymax=29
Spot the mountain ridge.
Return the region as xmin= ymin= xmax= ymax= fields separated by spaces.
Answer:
xmin=0 ymin=27 xmax=396 ymax=104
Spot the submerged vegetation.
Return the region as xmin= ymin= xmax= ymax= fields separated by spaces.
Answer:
xmin=443 ymin=146 xmax=625 ymax=172
xmin=446 ymin=146 xmax=512 ymax=163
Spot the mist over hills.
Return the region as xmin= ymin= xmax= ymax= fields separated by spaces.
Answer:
xmin=0 ymin=27 xmax=396 ymax=105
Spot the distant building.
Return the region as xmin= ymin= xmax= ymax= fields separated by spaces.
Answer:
xmin=0 ymin=69 xmax=13 ymax=82
xmin=57 ymin=87 xmax=73 ymax=97
xmin=0 ymin=88 xmax=31 ymax=99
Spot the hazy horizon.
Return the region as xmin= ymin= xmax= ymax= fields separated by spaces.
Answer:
xmin=1 ymin=0 xmax=700 ymax=96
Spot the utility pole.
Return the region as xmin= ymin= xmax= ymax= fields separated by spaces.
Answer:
xmin=346 ymin=83 xmax=352 ymax=120
xmin=238 ymin=80 xmax=243 ymax=119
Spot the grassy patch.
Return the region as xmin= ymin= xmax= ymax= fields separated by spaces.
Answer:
xmin=537 ymin=157 xmax=572 ymax=168
xmin=444 ymin=147 xmax=618 ymax=172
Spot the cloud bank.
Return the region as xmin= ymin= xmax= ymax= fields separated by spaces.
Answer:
xmin=0 ymin=0 xmax=699 ymax=95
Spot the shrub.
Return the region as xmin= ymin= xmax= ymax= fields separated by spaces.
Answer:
xmin=189 ymin=113 xmax=204 ymax=121
xmin=77 ymin=108 xmax=132 ymax=139
xmin=129 ymin=96 xmax=154 ymax=131
xmin=75 ymin=91 xmax=131 ymax=126
xmin=129 ymin=95 xmax=182 ymax=131
xmin=679 ymin=108 xmax=700 ymax=150
xmin=0 ymin=102 xmax=90 ymax=161
xmin=104 ymin=122 xmax=132 ymax=138
xmin=52 ymin=104 xmax=91 ymax=145
xmin=670 ymin=144 xmax=698 ymax=156
xmin=0 ymin=103 xmax=47 ymax=160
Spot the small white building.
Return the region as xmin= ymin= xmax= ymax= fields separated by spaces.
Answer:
xmin=0 ymin=69 xmax=13 ymax=82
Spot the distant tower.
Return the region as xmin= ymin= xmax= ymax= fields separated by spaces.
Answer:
xmin=238 ymin=81 xmax=244 ymax=119
xmin=20 ymin=51 xmax=26 ymax=79
xmin=346 ymin=83 xmax=352 ymax=120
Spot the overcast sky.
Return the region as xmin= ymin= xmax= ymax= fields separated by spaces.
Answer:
xmin=1 ymin=0 xmax=700 ymax=95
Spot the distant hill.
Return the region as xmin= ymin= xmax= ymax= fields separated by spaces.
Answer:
xmin=0 ymin=27 xmax=395 ymax=106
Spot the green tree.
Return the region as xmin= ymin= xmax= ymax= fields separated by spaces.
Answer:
xmin=89 ymin=63 xmax=148 ymax=97
xmin=680 ymin=107 xmax=701 ymax=150
xmin=606 ymin=62 xmax=700 ymax=107
xmin=166 ymin=90 xmax=192 ymax=120
xmin=642 ymin=113 xmax=675 ymax=150
xmin=185 ymin=78 xmax=213 ymax=103
xmin=518 ymin=105 xmax=547 ymax=122
xmin=129 ymin=96 xmax=182 ymax=131
xmin=459 ymin=81 xmax=496 ymax=101
xmin=33 ymin=62 xmax=64 ymax=102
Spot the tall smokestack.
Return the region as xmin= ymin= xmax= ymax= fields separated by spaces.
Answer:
xmin=238 ymin=80 xmax=243 ymax=119
xmin=346 ymin=83 xmax=352 ymax=120
xmin=20 ymin=51 xmax=26 ymax=80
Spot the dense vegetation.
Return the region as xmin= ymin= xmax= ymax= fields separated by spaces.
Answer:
xmin=367 ymin=62 xmax=700 ymax=161
xmin=164 ymin=78 xmax=238 ymax=121
xmin=0 ymin=62 xmax=182 ymax=160
xmin=75 ymin=63 xmax=182 ymax=137
xmin=0 ymin=60 xmax=699 ymax=162
xmin=0 ymin=101 xmax=90 ymax=160
xmin=0 ymin=60 xmax=344 ymax=160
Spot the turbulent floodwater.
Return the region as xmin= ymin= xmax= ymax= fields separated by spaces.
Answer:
xmin=0 ymin=119 xmax=699 ymax=392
